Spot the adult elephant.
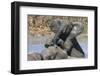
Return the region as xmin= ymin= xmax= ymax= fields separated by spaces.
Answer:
xmin=48 ymin=19 xmax=85 ymax=58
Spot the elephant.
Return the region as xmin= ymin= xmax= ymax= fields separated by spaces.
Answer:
xmin=47 ymin=19 xmax=85 ymax=58
xmin=28 ymin=45 xmax=68 ymax=61
xmin=41 ymin=45 xmax=68 ymax=60
xmin=28 ymin=19 xmax=85 ymax=61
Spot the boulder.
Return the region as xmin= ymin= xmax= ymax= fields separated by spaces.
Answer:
xmin=28 ymin=52 xmax=42 ymax=61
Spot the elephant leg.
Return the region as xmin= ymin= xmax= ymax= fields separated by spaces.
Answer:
xmin=69 ymin=37 xmax=85 ymax=58
xmin=54 ymin=46 xmax=68 ymax=59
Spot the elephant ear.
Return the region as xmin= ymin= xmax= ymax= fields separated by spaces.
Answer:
xmin=48 ymin=19 xmax=63 ymax=31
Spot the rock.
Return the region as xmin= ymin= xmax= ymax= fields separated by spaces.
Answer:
xmin=28 ymin=52 xmax=42 ymax=61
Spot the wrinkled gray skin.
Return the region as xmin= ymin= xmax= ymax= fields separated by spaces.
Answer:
xmin=46 ymin=19 xmax=85 ymax=58
xmin=28 ymin=45 xmax=68 ymax=60
xmin=50 ymin=19 xmax=84 ymax=43
xmin=41 ymin=45 xmax=68 ymax=60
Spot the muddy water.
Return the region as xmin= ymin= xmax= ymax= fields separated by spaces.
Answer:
xmin=28 ymin=34 xmax=88 ymax=58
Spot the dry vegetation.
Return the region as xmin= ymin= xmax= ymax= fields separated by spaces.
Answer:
xmin=28 ymin=15 xmax=88 ymax=36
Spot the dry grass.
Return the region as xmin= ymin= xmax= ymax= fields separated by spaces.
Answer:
xmin=28 ymin=15 xmax=88 ymax=36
